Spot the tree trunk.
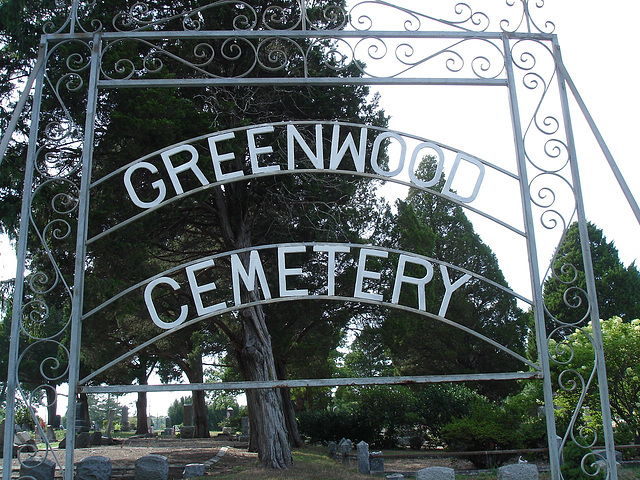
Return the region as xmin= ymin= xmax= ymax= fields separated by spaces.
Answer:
xmin=192 ymin=390 xmax=210 ymax=438
xmin=46 ymin=381 xmax=57 ymax=426
xmin=238 ymin=305 xmax=293 ymax=469
xmin=78 ymin=392 xmax=90 ymax=431
xmin=275 ymin=359 xmax=304 ymax=448
xmin=216 ymin=196 xmax=292 ymax=468
xmin=135 ymin=375 xmax=148 ymax=435
xmin=186 ymin=354 xmax=210 ymax=438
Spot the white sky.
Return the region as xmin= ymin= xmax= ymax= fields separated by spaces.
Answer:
xmin=1 ymin=1 xmax=639 ymax=417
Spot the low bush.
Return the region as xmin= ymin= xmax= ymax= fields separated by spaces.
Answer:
xmin=440 ymin=399 xmax=523 ymax=468
xmin=297 ymin=409 xmax=377 ymax=444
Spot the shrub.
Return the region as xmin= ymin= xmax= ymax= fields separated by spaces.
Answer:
xmin=560 ymin=441 xmax=605 ymax=480
xmin=297 ymin=409 xmax=377 ymax=444
xmin=440 ymin=399 xmax=523 ymax=468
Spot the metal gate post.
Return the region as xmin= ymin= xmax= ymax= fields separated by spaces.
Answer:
xmin=554 ymin=41 xmax=618 ymax=480
xmin=502 ymin=33 xmax=562 ymax=480
xmin=63 ymin=33 xmax=102 ymax=480
xmin=1 ymin=39 xmax=48 ymax=480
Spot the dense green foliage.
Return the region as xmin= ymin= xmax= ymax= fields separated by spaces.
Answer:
xmin=544 ymin=222 xmax=640 ymax=327
xmin=560 ymin=441 xmax=605 ymax=480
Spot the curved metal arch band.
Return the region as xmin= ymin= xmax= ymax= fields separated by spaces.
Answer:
xmin=80 ymin=293 xmax=538 ymax=386
xmin=83 ymin=241 xmax=532 ymax=322
xmin=80 ymin=241 xmax=536 ymax=385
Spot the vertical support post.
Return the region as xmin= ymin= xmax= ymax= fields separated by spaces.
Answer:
xmin=554 ymin=41 xmax=618 ymax=480
xmin=300 ymin=0 xmax=307 ymax=31
xmin=2 ymin=40 xmax=47 ymax=480
xmin=502 ymin=34 xmax=561 ymax=480
xmin=63 ymin=33 xmax=102 ymax=480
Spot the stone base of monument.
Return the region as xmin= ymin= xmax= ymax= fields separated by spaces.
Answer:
xmin=180 ymin=426 xmax=195 ymax=439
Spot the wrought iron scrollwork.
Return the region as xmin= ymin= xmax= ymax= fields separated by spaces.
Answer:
xmin=44 ymin=1 xmax=554 ymax=35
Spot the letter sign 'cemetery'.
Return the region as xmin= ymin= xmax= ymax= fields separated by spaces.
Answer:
xmin=143 ymin=244 xmax=472 ymax=329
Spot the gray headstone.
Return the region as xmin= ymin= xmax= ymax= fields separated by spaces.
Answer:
xmin=51 ymin=415 xmax=61 ymax=429
xmin=339 ymin=439 xmax=352 ymax=465
xmin=76 ymin=402 xmax=89 ymax=433
xmin=20 ymin=458 xmax=56 ymax=480
xmin=183 ymin=463 xmax=205 ymax=478
xmin=121 ymin=406 xmax=130 ymax=432
xmin=357 ymin=441 xmax=370 ymax=474
xmin=183 ymin=404 xmax=194 ymax=427
xmin=180 ymin=426 xmax=195 ymax=439
xmin=105 ymin=410 xmax=115 ymax=438
xmin=370 ymin=452 xmax=384 ymax=473
xmin=88 ymin=431 xmax=102 ymax=446
xmin=241 ymin=416 xmax=250 ymax=436
xmin=76 ymin=455 xmax=112 ymax=480
xmin=592 ymin=449 xmax=623 ymax=463
xmin=165 ymin=417 xmax=172 ymax=429
xmin=46 ymin=426 xmax=57 ymax=443
xmin=386 ymin=475 xmax=404 ymax=480
xmin=327 ymin=441 xmax=337 ymax=456
xmin=416 ymin=466 xmax=455 ymax=480
xmin=134 ymin=454 xmax=169 ymax=480
xmin=497 ymin=463 xmax=539 ymax=480
xmin=76 ymin=432 xmax=91 ymax=448
xmin=14 ymin=431 xmax=32 ymax=445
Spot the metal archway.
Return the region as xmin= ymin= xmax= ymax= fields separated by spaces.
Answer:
xmin=2 ymin=2 xmax=638 ymax=479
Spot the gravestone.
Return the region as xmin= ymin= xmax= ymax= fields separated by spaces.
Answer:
xmin=183 ymin=404 xmax=194 ymax=426
xmin=371 ymin=451 xmax=384 ymax=473
xmin=497 ymin=463 xmax=539 ymax=480
xmin=327 ymin=441 xmax=337 ymax=456
xmin=76 ymin=402 xmax=89 ymax=433
xmin=121 ymin=406 xmax=130 ymax=432
xmin=20 ymin=458 xmax=56 ymax=480
xmin=76 ymin=432 xmax=91 ymax=448
xmin=183 ymin=463 xmax=206 ymax=478
xmin=181 ymin=404 xmax=195 ymax=438
xmin=238 ymin=416 xmax=250 ymax=442
xmin=51 ymin=415 xmax=61 ymax=429
xmin=592 ymin=449 xmax=622 ymax=463
xmin=76 ymin=455 xmax=112 ymax=480
xmin=134 ymin=454 xmax=169 ymax=480
xmin=357 ymin=441 xmax=370 ymax=474
xmin=88 ymin=431 xmax=102 ymax=446
xmin=46 ymin=426 xmax=57 ymax=443
xmin=241 ymin=416 xmax=249 ymax=435
xmin=386 ymin=475 xmax=404 ymax=480
xmin=416 ymin=466 xmax=455 ymax=480
xmin=105 ymin=410 xmax=115 ymax=438
xmin=338 ymin=438 xmax=352 ymax=465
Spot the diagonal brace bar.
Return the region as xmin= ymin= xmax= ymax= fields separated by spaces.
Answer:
xmin=555 ymin=56 xmax=640 ymax=228
xmin=0 ymin=43 xmax=47 ymax=169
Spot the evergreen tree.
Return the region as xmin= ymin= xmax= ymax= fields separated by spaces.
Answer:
xmin=543 ymin=222 xmax=640 ymax=327
xmin=365 ymin=157 xmax=527 ymax=398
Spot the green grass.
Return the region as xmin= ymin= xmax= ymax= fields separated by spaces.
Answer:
xmin=192 ymin=450 xmax=640 ymax=480
xmin=194 ymin=447 xmax=378 ymax=479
